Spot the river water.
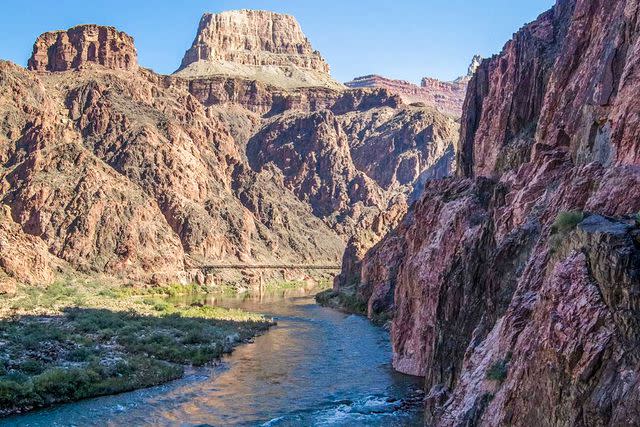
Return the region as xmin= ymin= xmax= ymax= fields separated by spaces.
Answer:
xmin=3 ymin=291 xmax=424 ymax=426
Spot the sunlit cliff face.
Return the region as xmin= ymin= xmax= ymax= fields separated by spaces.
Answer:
xmin=1 ymin=14 xmax=459 ymax=290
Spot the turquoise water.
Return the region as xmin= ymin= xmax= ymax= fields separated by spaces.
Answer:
xmin=3 ymin=292 xmax=424 ymax=426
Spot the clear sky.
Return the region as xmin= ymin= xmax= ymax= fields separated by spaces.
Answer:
xmin=0 ymin=0 xmax=555 ymax=83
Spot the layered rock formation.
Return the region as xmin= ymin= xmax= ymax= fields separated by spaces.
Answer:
xmin=0 ymin=12 xmax=458 ymax=289
xmin=176 ymin=10 xmax=342 ymax=90
xmin=28 ymin=25 xmax=138 ymax=72
xmin=344 ymin=56 xmax=482 ymax=117
xmin=337 ymin=0 xmax=640 ymax=425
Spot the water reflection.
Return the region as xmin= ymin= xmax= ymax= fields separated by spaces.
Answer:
xmin=4 ymin=290 xmax=424 ymax=426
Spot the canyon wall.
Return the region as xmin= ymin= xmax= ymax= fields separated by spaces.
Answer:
xmin=0 ymin=14 xmax=458 ymax=292
xmin=338 ymin=0 xmax=640 ymax=425
xmin=345 ymin=56 xmax=482 ymax=117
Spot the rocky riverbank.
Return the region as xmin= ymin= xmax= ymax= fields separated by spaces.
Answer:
xmin=0 ymin=280 xmax=274 ymax=417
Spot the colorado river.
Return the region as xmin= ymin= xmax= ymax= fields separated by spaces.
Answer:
xmin=3 ymin=291 xmax=424 ymax=426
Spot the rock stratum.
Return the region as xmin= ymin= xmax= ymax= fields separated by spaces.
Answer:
xmin=176 ymin=10 xmax=342 ymax=90
xmin=345 ymin=56 xmax=482 ymax=117
xmin=28 ymin=25 xmax=138 ymax=72
xmin=0 ymin=14 xmax=458 ymax=292
xmin=337 ymin=0 xmax=640 ymax=425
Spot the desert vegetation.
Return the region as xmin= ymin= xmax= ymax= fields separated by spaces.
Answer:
xmin=0 ymin=280 xmax=273 ymax=416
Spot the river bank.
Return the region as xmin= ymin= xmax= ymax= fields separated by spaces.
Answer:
xmin=315 ymin=289 xmax=394 ymax=328
xmin=4 ymin=291 xmax=424 ymax=426
xmin=0 ymin=279 xmax=274 ymax=417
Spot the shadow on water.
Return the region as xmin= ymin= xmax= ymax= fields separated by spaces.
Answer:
xmin=3 ymin=292 xmax=425 ymax=426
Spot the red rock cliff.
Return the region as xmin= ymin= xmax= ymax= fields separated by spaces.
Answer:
xmin=28 ymin=25 xmax=138 ymax=72
xmin=338 ymin=0 xmax=640 ymax=425
xmin=344 ymin=56 xmax=482 ymax=117
xmin=2 ymin=16 xmax=458 ymax=291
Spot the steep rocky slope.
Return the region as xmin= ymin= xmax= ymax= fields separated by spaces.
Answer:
xmin=0 ymin=12 xmax=458 ymax=291
xmin=345 ymin=56 xmax=482 ymax=117
xmin=337 ymin=0 xmax=640 ymax=425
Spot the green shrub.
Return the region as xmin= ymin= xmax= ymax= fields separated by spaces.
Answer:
xmin=187 ymin=345 xmax=223 ymax=365
xmin=67 ymin=347 xmax=94 ymax=362
xmin=181 ymin=330 xmax=209 ymax=345
xmin=152 ymin=283 xmax=206 ymax=298
xmin=0 ymin=378 xmax=39 ymax=407
xmin=70 ymin=310 xmax=126 ymax=333
xmin=370 ymin=311 xmax=393 ymax=326
xmin=0 ymin=359 xmax=184 ymax=411
xmin=153 ymin=301 xmax=171 ymax=312
xmin=486 ymin=359 xmax=509 ymax=382
xmin=80 ymin=358 xmax=182 ymax=397
xmin=17 ymin=323 xmax=67 ymax=351
xmin=18 ymin=359 xmax=45 ymax=375
xmin=265 ymin=281 xmax=305 ymax=291
xmin=0 ymin=284 xmax=272 ymax=414
xmin=551 ymin=211 xmax=585 ymax=235
xmin=315 ymin=290 xmax=367 ymax=315
xmin=33 ymin=368 xmax=100 ymax=403
xmin=97 ymin=288 xmax=118 ymax=298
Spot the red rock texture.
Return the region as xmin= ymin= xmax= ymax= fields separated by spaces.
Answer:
xmin=340 ymin=107 xmax=458 ymax=190
xmin=337 ymin=0 xmax=640 ymax=424
xmin=1 ymin=18 xmax=457 ymax=287
xmin=0 ymin=205 xmax=61 ymax=294
xmin=345 ymin=74 xmax=468 ymax=117
xmin=28 ymin=25 xmax=138 ymax=72
xmin=344 ymin=57 xmax=481 ymax=117
xmin=248 ymin=110 xmax=384 ymax=219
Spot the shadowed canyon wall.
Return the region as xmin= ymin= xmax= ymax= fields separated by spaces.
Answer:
xmin=337 ymin=0 xmax=640 ymax=424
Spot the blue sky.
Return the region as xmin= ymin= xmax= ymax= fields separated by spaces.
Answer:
xmin=0 ymin=0 xmax=555 ymax=83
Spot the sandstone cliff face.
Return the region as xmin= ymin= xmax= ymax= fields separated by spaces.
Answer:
xmin=0 ymin=15 xmax=457 ymax=287
xmin=176 ymin=10 xmax=341 ymax=90
xmin=180 ymin=10 xmax=329 ymax=73
xmin=337 ymin=0 xmax=640 ymax=425
xmin=344 ymin=57 xmax=481 ymax=117
xmin=28 ymin=25 xmax=138 ymax=72
xmin=345 ymin=75 xmax=467 ymax=117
